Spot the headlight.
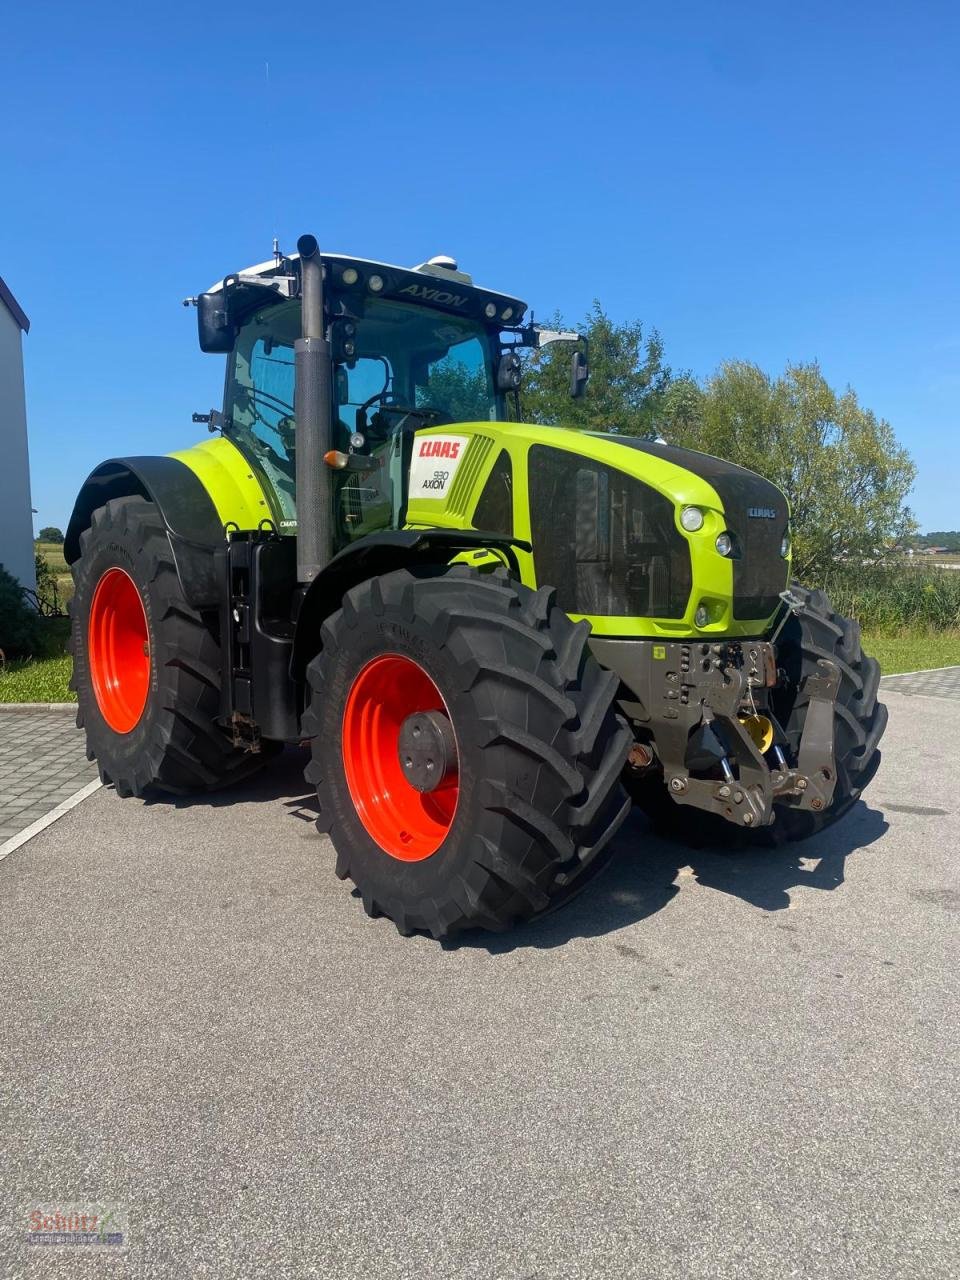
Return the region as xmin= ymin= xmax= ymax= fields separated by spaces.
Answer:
xmin=715 ymin=532 xmax=734 ymax=557
xmin=694 ymin=604 xmax=709 ymax=627
xmin=780 ymin=532 xmax=791 ymax=558
xmin=680 ymin=506 xmax=704 ymax=532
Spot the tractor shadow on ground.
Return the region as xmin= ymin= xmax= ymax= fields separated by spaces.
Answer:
xmin=142 ymin=746 xmax=320 ymax=824
xmin=456 ymin=799 xmax=889 ymax=954
xmin=142 ymin=748 xmax=889 ymax=951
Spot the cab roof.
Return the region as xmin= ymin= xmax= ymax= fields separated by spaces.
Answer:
xmin=203 ymin=249 xmax=527 ymax=328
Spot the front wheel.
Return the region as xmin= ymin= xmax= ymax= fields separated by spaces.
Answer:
xmin=766 ymin=584 xmax=887 ymax=841
xmin=301 ymin=566 xmax=632 ymax=939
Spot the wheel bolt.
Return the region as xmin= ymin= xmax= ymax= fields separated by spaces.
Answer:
xmin=670 ymin=777 xmax=686 ymax=794
xmin=743 ymin=812 xmax=754 ymax=825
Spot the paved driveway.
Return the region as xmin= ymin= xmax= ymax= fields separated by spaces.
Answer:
xmin=0 ymin=710 xmax=96 ymax=849
xmin=0 ymin=684 xmax=957 ymax=1279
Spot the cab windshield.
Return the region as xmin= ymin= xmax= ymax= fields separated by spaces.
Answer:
xmin=336 ymin=297 xmax=499 ymax=435
xmin=224 ymin=297 xmax=500 ymax=537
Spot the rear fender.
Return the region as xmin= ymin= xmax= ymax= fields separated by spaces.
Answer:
xmin=65 ymin=456 xmax=226 ymax=608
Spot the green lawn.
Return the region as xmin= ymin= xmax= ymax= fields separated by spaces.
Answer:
xmin=0 ymin=655 xmax=74 ymax=703
xmin=862 ymin=629 xmax=960 ymax=675
xmin=2 ymin=626 xmax=956 ymax=705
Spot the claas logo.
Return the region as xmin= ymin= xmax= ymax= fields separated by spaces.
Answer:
xmin=418 ymin=440 xmax=462 ymax=460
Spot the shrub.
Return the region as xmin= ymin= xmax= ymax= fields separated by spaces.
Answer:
xmin=0 ymin=563 xmax=42 ymax=658
xmin=817 ymin=561 xmax=960 ymax=632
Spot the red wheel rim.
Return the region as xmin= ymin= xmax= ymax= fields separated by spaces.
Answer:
xmin=342 ymin=654 xmax=459 ymax=861
xmin=87 ymin=567 xmax=150 ymax=734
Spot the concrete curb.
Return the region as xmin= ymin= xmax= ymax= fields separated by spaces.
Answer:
xmin=0 ymin=702 xmax=77 ymax=713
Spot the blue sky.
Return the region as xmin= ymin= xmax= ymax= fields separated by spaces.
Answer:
xmin=3 ymin=0 xmax=958 ymax=532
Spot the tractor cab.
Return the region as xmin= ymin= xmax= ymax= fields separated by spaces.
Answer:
xmin=190 ymin=245 xmax=581 ymax=554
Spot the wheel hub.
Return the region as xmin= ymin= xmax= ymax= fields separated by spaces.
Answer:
xmin=340 ymin=653 xmax=459 ymax=861
xmin=397 ymin=710 xmax=457 ymax=793
xmin=87 ymin=566 xmax=150 ymax=734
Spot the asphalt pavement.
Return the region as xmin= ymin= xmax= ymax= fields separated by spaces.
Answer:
xmin=1 ymin=686 xmax=957 ymax=1279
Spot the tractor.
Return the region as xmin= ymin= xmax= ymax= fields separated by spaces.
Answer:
xmin=66 ymin=235 xmax=887 ymax=938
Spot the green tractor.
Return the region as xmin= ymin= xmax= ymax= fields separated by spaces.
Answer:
xmin=66 ymin=235 xmax=886 ymax=937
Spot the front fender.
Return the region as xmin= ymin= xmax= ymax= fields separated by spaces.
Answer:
xmin=290 ymin=528 xmax=530 ymax=683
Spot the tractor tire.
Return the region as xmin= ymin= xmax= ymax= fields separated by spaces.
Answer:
xmin=302 ymin=565 xmax=632 ymax=939
xmin=765 ymin=583 xmax=887 ymax=842
xmin=626 ymin=585 xmax=887 ymax=846
xmin=70 ymin=496 xmax=264 ymax=796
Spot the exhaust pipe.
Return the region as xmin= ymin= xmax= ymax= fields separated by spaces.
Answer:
xmin=294 ymin=234 xmax=333 ymax=584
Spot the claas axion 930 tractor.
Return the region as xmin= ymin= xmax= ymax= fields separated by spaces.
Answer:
xmin=67 ymin=234 xmax=887 ymax=938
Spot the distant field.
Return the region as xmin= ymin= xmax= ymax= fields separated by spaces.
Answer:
xmin=891 ymin=555 xmax=960 ymax=570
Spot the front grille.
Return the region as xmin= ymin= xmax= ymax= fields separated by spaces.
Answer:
xmin=731 ymin=503 xmax=788 ymax=619
xmin=528 ymin=445 xmax=692 ymax=618
xmin=592 ymin=437 xmax=789 ymax=622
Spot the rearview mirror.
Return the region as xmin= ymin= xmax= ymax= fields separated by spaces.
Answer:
xmin=570 ymin=350 xmax=589 ymax=399
xmin=197 ymin=291 xmax=236 ymax=354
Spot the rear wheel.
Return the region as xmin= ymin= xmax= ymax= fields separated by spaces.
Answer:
xmin=70 ymin=496 xmax=265 ymax=796
xmin=302 ymin=566 xmax=632 ymax=939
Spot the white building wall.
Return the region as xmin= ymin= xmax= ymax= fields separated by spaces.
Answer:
xmin=0 ymin=303 xmax=35 ymax=594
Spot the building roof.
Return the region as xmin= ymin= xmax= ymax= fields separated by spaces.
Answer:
xmin=0 ymin=276 xmax=29 ymax=333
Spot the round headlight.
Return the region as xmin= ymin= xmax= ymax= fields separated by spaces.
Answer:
xmin=715 ymin=532 xmax=734 ymax=557
xmin=780 ymin=532 xmax=791 ymax=558
xmin=484 ymin=302 xmax=497 ymax=319
xmin=501 ymin=306 xmax=514 ymax=322
xmin=368 ymin=274 xmax=384 ymax=293
xmin=694 ymin=604 xmax=709 ymax=628
xmin=680 ymin=506 xmax=705 ymax=533
xmin=341 ymin=267 xmax=359 ymax=285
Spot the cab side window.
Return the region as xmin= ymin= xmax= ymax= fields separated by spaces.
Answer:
xmin=226 ymin=303 xmax=299 ymax=523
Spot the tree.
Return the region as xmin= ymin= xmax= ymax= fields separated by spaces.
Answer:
xmin=663 ymin=361 xmax=916 ymax=579
xmin=518 ymin=306 xmax=916 ymax=581
xmin=37 ymin=526 xmax=64 ymax=544
xmin=518 ymin=302 xmax=672 ymax=436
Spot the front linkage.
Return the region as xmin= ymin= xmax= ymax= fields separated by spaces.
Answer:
xmin=595 ymin=591 xmax=845 ymax=831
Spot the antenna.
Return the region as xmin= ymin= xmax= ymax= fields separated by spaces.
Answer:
xmin=266 ymin=61 xmax=279 ymax=256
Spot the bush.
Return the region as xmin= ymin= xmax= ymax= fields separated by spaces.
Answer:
xmin=0 ymin=563 xmax=42 ymax=658
xmin=817 ymin=561 xmax=960 ymax=632
xmin=38 ymin=526 xmax=64 ymax=544
xmin=33 ymin=549 xmax=64 ymax=616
